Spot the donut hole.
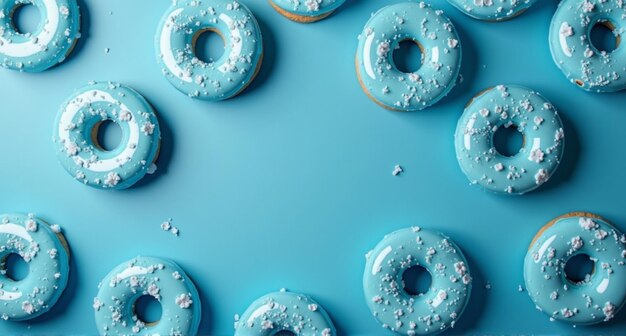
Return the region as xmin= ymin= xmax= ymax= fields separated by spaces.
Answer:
xmin=590 ymin=20 xmax=621 ymax=53
xmin=1 ymin=253 xmax=29 ymax=282
xmin=133 ymin=295 xmax=163 ymax=325
xmin=393 ymin=39 xmax=424 ymax=73
xmin=11 ymin=3 xmax=41 ymax=35
xmin=275 ymin=331 xmax=297 ymax=336
xmin=194 ymin=28 xmax=226 ymax=64
xmin=402 ymin=265 xmax=432 ymax=296
xmin=564 ymin=253 xmax=595 ymax=285
xmin=92 ymin=119 xmax=123 ymax=152
xmin=493 ymin=124 xmax=524 ymax=157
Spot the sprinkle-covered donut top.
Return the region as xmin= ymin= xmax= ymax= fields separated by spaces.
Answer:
xmin=156 ymin=0 xmax=263 ymax=100
xmin=446 ymin=0 xmax=538 ymax=21
xmin=0 ymin=0 xmax=80 ymax=72
xmin=93 ymin=256 xmax=201 ymax=336
xmin=549 ymin=0 xmax=626 ymax=92
xmin=0 ymin=213 xmax=69 ymax=321
xmin=525 ymin=214 xmax=626 ymax=324
xmin=270 ymin=0 xmax=345 ymax=22
xmin=356 ymin=2 xmax=461 ymax=111
xmin=234 ymin=290 xmax=336 ymax=336
xmin=454 ymin=85 xmax=564 ymax=195
xmin=363 ymin=227 xmax=472 ymax=335
xmin=53 ymin=82 xmax=161 ymax=190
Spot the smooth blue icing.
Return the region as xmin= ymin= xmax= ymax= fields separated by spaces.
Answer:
xmin=234 ymin=290 xmax=335 ymax=336
xmin=356 ymin=2 xmax=461 ymax=111
xmin=0 ymin=0 xmax=80 ymax=72
xmin=524 ymin=214 xmax=626 ymax=324
xmin=52 ymin=82 xmax=161 ymax=190
xmin=0 ymin=213 xmax=69 ymax=321
xmin=549 ymin=0 xmax=626 ymax=92
xmin=93 ymin=256 xmax=201 ymax=335
xmin=446 ymin=0 xmax=538 ymax=21
xmin=454 ymin=85 xmax=564 ymax=195
xmin=156 ymin=0 xmax=263 ymax=101
xmin=363 ymin=227 xmax=472 ymax=335
xmin=270 ymin=0 xmax=345 ymax=19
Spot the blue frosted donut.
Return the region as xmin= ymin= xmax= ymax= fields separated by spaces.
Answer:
xmin=156 ymin=0 xmax=263 ymax=101
xmin=93 ymin=256 xmax=201 ymax=335
xmin=446 ymin=0 xmax=538 ymax=21
xmin=454 ymin=85 xmax=564 ymax=195
xmin=356 ymin=2 xmax=461 ymax=112
xmin=0 ymin=0 xmax=80 ymax=72
xmin=363 ymin=227 xmax=472 ymax=335
xmin=525 ymin=213 xmax=626 ymax=324
xmin=549 ymin=0 xmax=626 ymax=92
xmin=53 ymin=82 xmax=161 ymax=190
xmin=235 ymin=290 xmax=335 ymax=336
xmin=0 ymin=213 xmax=69 ymax=321
xmin=269 ymin=0 xmax=346 ymax=23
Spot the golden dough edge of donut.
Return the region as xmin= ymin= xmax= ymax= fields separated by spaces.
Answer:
xmin=354 ymin=54 xmax=406 ymax=112
xmin=269 ymin=0 xmax=334 ymax=23
xmin=37 ymin=218 xmax=72 ymax=261
xmin=231 ymin=51 xmax=264 ymax=99
xmin=528 ymin=212 xmax=607 ymax=251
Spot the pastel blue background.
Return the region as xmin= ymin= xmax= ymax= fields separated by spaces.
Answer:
xmin=1 ymin=0 xmax=625 ymax=334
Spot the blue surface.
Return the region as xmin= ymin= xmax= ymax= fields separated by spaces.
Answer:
xmin=1 ymin=0 xmax=626 ymax=334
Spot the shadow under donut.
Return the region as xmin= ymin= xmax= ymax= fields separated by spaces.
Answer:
xmin=432 ymin=19 xmax=478 ymax=111
xmin=450 ymin=247 xmax=487 ymax=333
xmin=538 ymin=111 xmax=580 ymax=193
xmin=191 ymin=271 xmax=213 ymax=335
xmin=27 ymin=232 xmax=78 ymax=324
xmin=234 ymin=14 xmax=277 ymax=101
xmin=129 ymin=98 xmax=175 ymax=190
xmin=44 ymin=0 xmax=90 ymax=73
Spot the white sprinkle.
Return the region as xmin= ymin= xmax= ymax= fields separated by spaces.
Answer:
xmin=25 ymin=219 xmax=37 ymax=232
xmin=392 ymin=165 xmax=404 ymax=176
xmin=175 ymin=293 xmax=193 ymax=308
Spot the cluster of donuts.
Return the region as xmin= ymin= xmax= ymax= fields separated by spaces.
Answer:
xmin=1 ymin=0 xmax=626 ymax=334
xmin=2 ymin=212 xmax=624 ymax=334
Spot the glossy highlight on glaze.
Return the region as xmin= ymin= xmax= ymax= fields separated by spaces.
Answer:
xmin=355 ymin=2 xmax=462 ymax=111
xmin=269 ymin=0 xmax=345 ymax=23
xmin=0 ymin=0 xmax=80 ymax=72
xmin=549 ymin=0 xmax=626 ymax=92
xmin=52 ymin=82 xmax=161 ymax=190
xmin=234 ymin=290 xmax=335 ymax=336
xmin=446 ymin=0 xmax=538 ymax=21
xmin=156 ymin=0 xmax=263 ymax=101
xmin=524 ymin=213 xmax=626 ymax=324
xmin=93 ymin=256 xmax=201 ymax=335
xmin=454 ymin=85 xmax=564 ymax=195
xmin=363 ymin=227 xmax=472 ymax=335
xmin=0 ymin=213 xmax=70 ymax=321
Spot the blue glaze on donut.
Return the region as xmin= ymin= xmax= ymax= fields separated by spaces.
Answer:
xmin=525 ymin=214 xmax=626 ymax=324
xmin=270 ymin=0 xmax=345 ymax=21
xmin=0 ymin=213 xmax=69 ymax=321
xmin=454 ymin=85 xmax=564 ymax=195
xmin=94 ymin=256 xmax=201 ymax=335
xmin=363 ymin=227 xmax=472 ymax=335
xmin=53 ymin=82 xmax=161 ymax=190
xmin=446 ymin=0 xmax=538 ymax=21
xmin=0 ymin=0 xmax=80 ymax=72
xmin=234 ymin=290 xmax=335 ymax=336
xmin=549 ymin=0 xmax=626 ymax=92
xmin=356 ymin=2 xmax=461 ymax=111
xmin=156 ymin=0 xmax=263 ymax=101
